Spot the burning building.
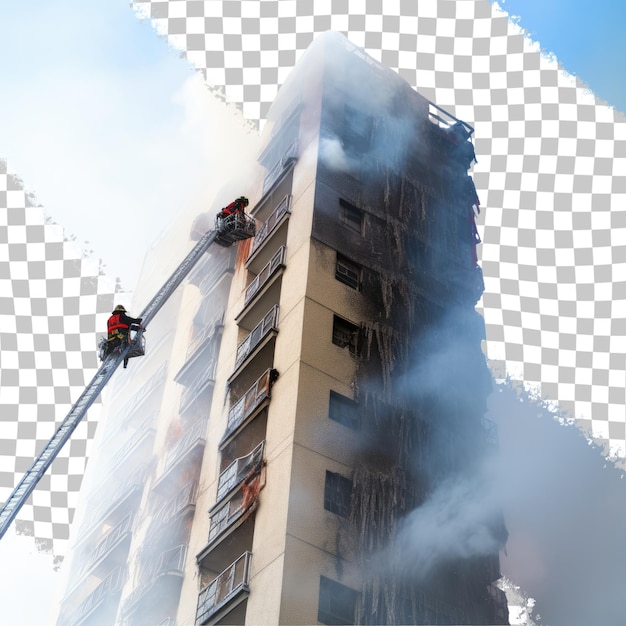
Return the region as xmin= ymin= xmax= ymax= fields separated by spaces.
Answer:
xmin=55 ymin=32 xmax=508 ymax=626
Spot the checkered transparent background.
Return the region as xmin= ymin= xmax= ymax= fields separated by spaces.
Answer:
xmin=3 ymin=0 xmax=625 ymax=555
xmin=0 ymin=161 xmax=122 ymax=558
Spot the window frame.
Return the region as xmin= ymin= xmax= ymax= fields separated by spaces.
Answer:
xmin=338 ymin=199 xmax=364 ymax=235
xmin=335 ymin=253 xmax=362 ymax=290
xmin=324 ymin=470 xmax=352 ymax=518
xmin=332 ymin=315 xmax=359 ymax=355
xmin=329 ymin=390 xmax=360 ymax=430
xmin=318 ymin=575 xmax=359 ymax=625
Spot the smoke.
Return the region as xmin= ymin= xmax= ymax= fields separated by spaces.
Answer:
xmin=488 ymin=380 xmax=626 ymax=626
xmin=319 ymin=135 xmax=359 ymax=173
xmin=393 ymin=463 xmax=505 ymax=581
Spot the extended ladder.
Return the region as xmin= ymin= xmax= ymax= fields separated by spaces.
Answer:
xmin=0 ymin=216 xmax=254 ymax=540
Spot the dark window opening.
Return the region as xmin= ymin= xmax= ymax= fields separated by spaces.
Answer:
xmin=318 ymin=576 xmax=359 ymax=625
xmin=329 ymin=391 xmax=360 ymax=430
xmin=335 ymin=254 xmax=361 ymax=290
xmin=343 ymin=105 xmax=373 ymax=152
xmin=324 ymin=471 xmax=352 ymax=518
xmin=339 ymin=199 xmax=364 ymax=235
xmin=332 ymin=315 xmax=359 ymax=355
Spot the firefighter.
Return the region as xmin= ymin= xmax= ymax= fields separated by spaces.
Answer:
xmin=106 ymin=305 xmax=142 ymax=368
xmin=218 ymin=196 xmax=249 ymax=221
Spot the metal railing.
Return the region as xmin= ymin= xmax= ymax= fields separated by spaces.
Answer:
xmin=216 ymin=441 xmax=265 ymax=503
xmin=197 ymin=254 xmax=235 ymax=294
xmin=263 ymin=141 xmax=297 ymax=193
xmin=162 ymin=419 xmax=208 ymax=475
xmin=81 ymin=514 xmax=133 ymax=575
xmin=123 ymin=545 xmax=187 ymax=615
xmin=107 ymin=414 xmax=157 ymax=470
xmin=179 ymin=361 xmax=218 ymax=413
xmin=195 ymin=552 xmax=252 ymax=625
xmin=208 ymin=489 xmax=253 ymax=544
xmin=223 ymin=370 xmax=272 ymax=441
xmin=159 ymin=481 xmax=199 ymax=528
xmin=67 ymin=566 xmax=125 ymax=626
xmin=186 ymin=309 xmax=225 ymax=361
xmin=116 ymin=361 xmax=168 ymax=422
xmin=244 ymin=246 xmax=286 ymax=306
xmin=76 ymin=481 xmax=142 ymax=543
xmin=234 ymin=306 xmax=279 ymax=370
xmin=250 ymin=195 xmax=291 ymax=255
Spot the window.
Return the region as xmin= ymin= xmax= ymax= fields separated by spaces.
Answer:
xmin=329 ymin=391 xmax=359 ymax=430
xmin=335 ymin=254 xmax=361 ymax=290
xmin=339 ymin=199 xmax=363 ymax=235
xmin=318 ymin=576 xmax=359 ymax=625
xmin=332 ymin=315 xmax=359 ymax=355
xmin=343 ymin=105 xmax=373 ymax=152
xmin=324 ymin=471 xmax=352 ymax=518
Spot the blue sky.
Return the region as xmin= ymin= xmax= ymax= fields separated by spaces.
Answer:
xmin=495 ymin=0 xmax=626 ymax=114
xmin=0 ymin=0 xmax=625 ymax=624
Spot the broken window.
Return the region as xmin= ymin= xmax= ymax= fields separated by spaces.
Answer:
xmin=332 ymin=315 xmax=359 ymax=354
xmin=339 ymin=199 xmax=364 ymax=235
xmin=324 ymin=471 xmax=352 ymax=518
xmin=318 ymin=575 xmax=359 ymax=625
xmin=335 ymin=254 xmax=361 ymax=290
xmin=329 ymin=391 xmax=360 ymax=430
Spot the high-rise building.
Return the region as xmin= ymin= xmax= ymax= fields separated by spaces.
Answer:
xmin=56 ymin=32 xmax=508 ymax=626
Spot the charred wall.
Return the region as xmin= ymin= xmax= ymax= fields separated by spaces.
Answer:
xmin=310 ymin=36 xmax=507 ymax=625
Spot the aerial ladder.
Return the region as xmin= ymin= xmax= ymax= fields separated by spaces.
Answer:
xmin=0 ymin=212 xmax=256 ymax=540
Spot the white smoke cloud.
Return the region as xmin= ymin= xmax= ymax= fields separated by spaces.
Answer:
xmin=394 ymin=466 xmax=505 ymax=579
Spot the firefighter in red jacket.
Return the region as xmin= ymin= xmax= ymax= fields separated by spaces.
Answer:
xmin=218 ymin=196 xmax=249 ymax=220
xmin=106 ymin=305 xmax=142 ymax=368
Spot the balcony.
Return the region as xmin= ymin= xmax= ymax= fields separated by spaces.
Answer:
xmin=249 ymin=195 xmax=291 ymax=257
xmin=184 ymin=310 xmax=225 ymax=365
xmin=216 ymin=441 xmax=265 ymax=504
xmin=189 ymin=251 xmax=235 ymax=293
xmin=221 ymin=370 xmax=273 ymax=447
xmin=195 ymin=552 xmax=252 ymax=625
xmin=153 ymin=420 xmax=207 ymax=495
xmin=66 ymin=566 xmax=125 ymax=626
xmin=179 ymin=361 xmax=218 ymax=416
xmin=263 ymin=140 xmax=298 ymax=194
xmin=75 ymin=481 xmax=142 ymax=546
xmin=231 ymin=306 xmax=279 ymax=376
xmin=107 ymin=414 xmax=157 ymax=472
xmin=161 ymin=480 xmax=198 ymax=525
xmin=244 ymin=246 xmax=286 ymax=309
xmin=79 ymin=514 xmax=133 ymax=578
xmin=123 ymin=545 xmax=187 ymax=617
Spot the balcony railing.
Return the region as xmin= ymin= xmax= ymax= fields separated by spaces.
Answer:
xmin=223 ymin=370 xmax=272 ymax=442
xmin=179 ymin=361 xmax=218 ymax=413
xmin=68 ymin=566 xmax=125 ymax=626
xmin=162 ymin=419 xmax=208 ymax=475
xmin=81 ymin=514 xmax=133 ymax=575
xmin=116 ymin=362 xmax=168 ymax=422
xmin=263 ymin=141 xmax=297 ymax=193
xmin=197 ymin=254 xmax=235 ymax=294
xmin=250 ymin=195 xmax=291 ymax=255
xmin=244 ymin=246 xmax=286 ymax=307
xmin=108 ymin=414 xmax=157 ymax=470
xmin=216 ymin=441 xmax=265 ymax=503
xmin=186 ymin=310 xmax=225 ymax=361
xmin=158 ymin=481 xmax=199 ymax=528
xmin=123 ymin=545 xmax=187 ymax=615
xmin=76 ymin=481 xmax=143 ymax=543
xmin=195 ymin=552 xmax=252 ymax=625
xmin=234 ymin=306 xmax=279 ymax=370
